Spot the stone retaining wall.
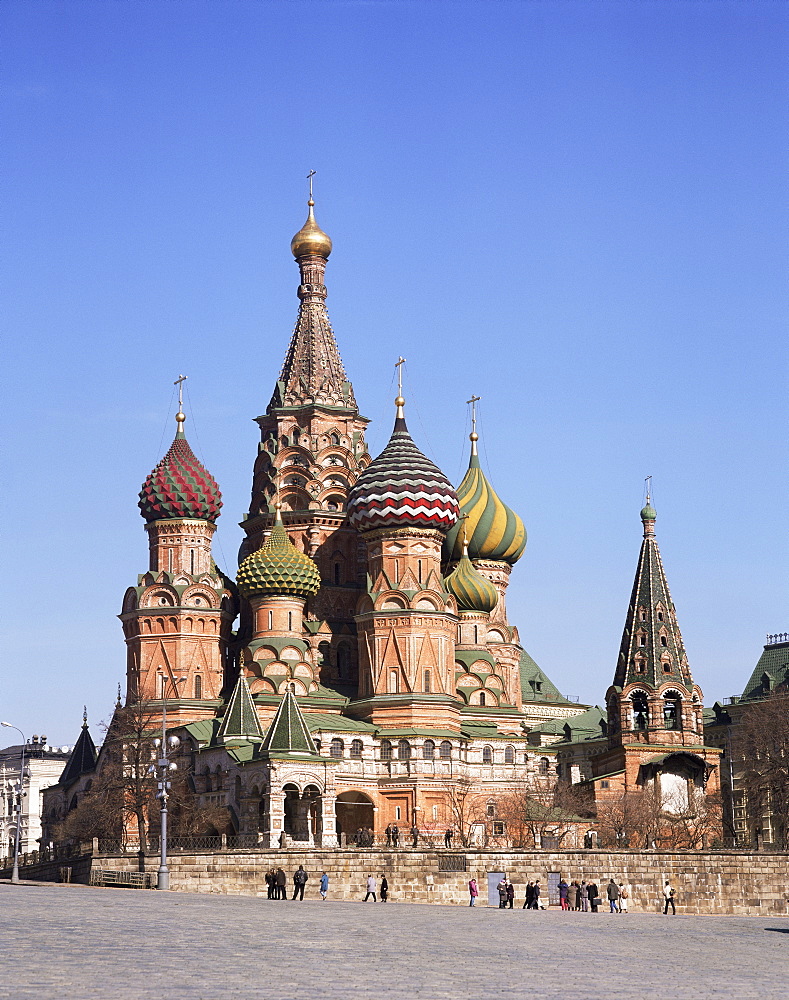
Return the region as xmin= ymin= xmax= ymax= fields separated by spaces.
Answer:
xmin=93 ymin=848 xmax=789 ymax=915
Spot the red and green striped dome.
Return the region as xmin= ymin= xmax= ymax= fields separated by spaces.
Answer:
xmin=139 ymin=421 xmax=222 ymax=524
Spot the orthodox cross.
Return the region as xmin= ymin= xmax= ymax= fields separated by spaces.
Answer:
xmin=174 ymin=374 xmax=188 ymax=409
xmin=467 ymin=394 xmax=481 ymax=435
xmin=307 ymin=169 xmax=316 ymax=199
xmin=395 ymin=356 xmax=406 ymax=395
xmin=645 ymin=475 xmax=652 ymax=503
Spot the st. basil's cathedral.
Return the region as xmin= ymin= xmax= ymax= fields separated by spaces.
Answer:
xmin=52 ymin=194 xmax=722 ymax=848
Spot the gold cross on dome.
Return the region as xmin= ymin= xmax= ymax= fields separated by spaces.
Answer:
xmin=466 ymin=394 xmax=481 ymax=434
xmin=307 ymin=170 xmax=316 ymax=199
xmin=395 ymin=356 xmax=406 ymax=395
xmin=645 ymin=475 xmax=652 ymax=503
xmin=174 ymin=374 xmax=188 ymax=409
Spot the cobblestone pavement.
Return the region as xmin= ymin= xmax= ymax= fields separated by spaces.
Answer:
xmin=2 ymin=882 xmax=788 ymax=999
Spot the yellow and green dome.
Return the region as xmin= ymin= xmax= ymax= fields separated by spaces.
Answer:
xmin=443 ymin=436 xmax=526 ymax=565
xmin=237 ymin=511 xmax=321 ymax=600
xmin=444 ymin=543 xmax=499 ymax=614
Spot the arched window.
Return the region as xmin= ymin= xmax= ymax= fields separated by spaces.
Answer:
xmin=479 ymin=692 xmax=486 ymax=706
xmin=663 ymin=693 xmax=682 ymax=730
xmin=631 ymin=691 xmax=648 ymax=730
xmin=660 ymin=635 xmax=668 ymax=647
xmin=423 ymin=669 xmax=431 ymax=693
xmin=334 ymin=562 xmax=341 ymax=585
xmin=505 ymin=745 xmax=515 ymax=764
xmin=267 ymin=610 xmax=273 ymax=631
xmin=388 ymin=670 xmax=399 ymax=694
xmin=638 ymin=633 xmax=647 ymax=647
xmin=482 ymin=745 xmax=493 ymax=765
xmin=380 ymin=739 xmax=392 ymax=761
xmin=350 ymin=739 xmax=364 ymax=759
xmin=440 ymin=740 xmax=452 ymax=761
xmin=330 ymin=738 xmax=344 ymax=759
xmin=657 ymin=611 xmax=664 ymax=622
xmin=423 ymin=739 xmax=435 ymax=760
xmin=539 ymin=757 xmax=549 ymax=776
xmin=194 ymin=675 xmax=202 ymax=699
xmin=314 ymin=739 xmax=321 ymax=753
xmin=397 ymin=739 xmax=412 ymax=761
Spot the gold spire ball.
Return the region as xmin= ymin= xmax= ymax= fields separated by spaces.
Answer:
xmin=291 ymin=171 xmax=332 ymax=259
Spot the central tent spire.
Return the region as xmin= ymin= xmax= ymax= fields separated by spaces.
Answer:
xmin=270 ymin=173 xmax=356 ymax=411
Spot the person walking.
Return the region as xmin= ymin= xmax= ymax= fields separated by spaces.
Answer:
xmin=523 ymin=882 xmax=534 ymax=909
xmin=619 ymin=882 xmax=630 ymax=913
xmin=385 ymin=824 xmax=392 ymax=848
xmin=320 ymin=871 xmax=329 ymax=901
xmin=444 ymin=828 xmax=453 ymax=848
xmin=568 ymin=881 xmax=579 ymax=911
xmin=468 ymin=877 xmax=479 ymax=906
xmin=506 ymin=880 xmax=515 ymax=909
xmin=587 ymin=880 xmax=599 ymax=912
xmin=607 ymin=879 xmax=620 ymax=913
xmin=663 ymin=881 xmax=676 ymax=915
xmin=276 ymin=867 xmax=287 ymax=900
xmin=292 ymin=865 xmax=308 ymax=900
xmin=411 ymin=823 xmax=419 ymax=848
xmin=391 ymin=824 xmax=400 ymax=848
xmin=579 ymin=880 xmax=589 ymax=912
xmin=380 ymin=874 xmax=389 ymax=902
xmin=364 ymin=874 xmax=377 ymax=902
xmin=532 ymin=879 xmax=542 ymax=909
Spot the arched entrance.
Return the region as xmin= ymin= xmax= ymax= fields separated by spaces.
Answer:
xmin=335 ymin=790 xmax=374 ymax=843
xmin=283 ymin=783 xmax=323 ymax=844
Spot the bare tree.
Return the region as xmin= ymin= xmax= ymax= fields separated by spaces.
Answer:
xmin=498 ymin=778 xmax=592 ymax=848
xmin=734 ymin=693 xmax=789 ymax=849
xmin=440 ymin=777 xmax=486 ymax=847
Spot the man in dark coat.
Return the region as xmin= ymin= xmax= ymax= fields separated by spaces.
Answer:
xmin=411 ymin=824 xmax=419 ymax=848
xmin=392 ymin=824 xmax=400 ymax=847
xmin=292 ymin=865 xmax=308 ymax=900
xmin=607 ymin=878 xmax=620 ymax=913
xmin=523 ymin=881 xmax=534 ymax=909
xmin=531 ymin=879 xmax=542 ymax=909
xmin=588 ymin=880 xmax=599 ymax=912
xmin=276 ymin=867 xmax=287 ymax=900
xmin=506 ymin=881 xmax=515 ymax=909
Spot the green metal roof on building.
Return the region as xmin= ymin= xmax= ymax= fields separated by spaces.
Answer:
xmin=58 ymin=713 xmax=97 ymax=787
xmin=519 ymin=649 xmax=574 ymax=705
xmin=538 ymin=706 xmax=608 ymax=746
xmin=740 ymin=640 xmax=789 ymax=701
xmin=305 ymin=714 xmax=377 ymax=734
xmin=261 ymin=688 xmax=318 ymax=755
xmin=216 ymin=673 xmax=265 ymax=742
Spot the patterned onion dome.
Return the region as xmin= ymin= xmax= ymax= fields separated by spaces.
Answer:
xmin=347 ymin=399 xmax=459 ymax=533
xmin=291 ymin=198 xmax=332 ymax=259
xmin=138 ymin=414 xmax=222 ymax=523
xmin=443 ymin=433 xmax=526 ymax=564
xmin=444 ymin=542 xmax=499 ymax=614
xmin=237 ymin=510 xmax=321 ymax=600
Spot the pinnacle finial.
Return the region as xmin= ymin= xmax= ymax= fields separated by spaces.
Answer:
xmin=467 ymin=394 xmax=481 ymax=455
xmin=394 ymin=357 xmax=406 ymax=418
xmin=174 ymin=374 xmax=187 ymax=433
xmin=291 ymin=173 xmax=332 ymax=258
xmin=116 ymin=683 xmax=122 ymax=708
xmin=641 ymin=476 xmax=657 ymax=530
xmin=82 ymin=705 xmax=88 ymax=728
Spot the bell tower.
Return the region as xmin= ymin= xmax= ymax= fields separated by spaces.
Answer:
xmin=240 ymin=182 xmax=370 ymax=689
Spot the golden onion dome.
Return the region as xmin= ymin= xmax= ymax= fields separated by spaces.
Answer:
xmin=237 ymin=507 xmax=321 ymax=600
xmin=291 ymin=199 xmax=332 ymax=259
xmin=443 ymin=433 xmax=527 ymax=566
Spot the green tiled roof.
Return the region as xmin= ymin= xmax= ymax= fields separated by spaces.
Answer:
xmin=261 ymin=689 xmax=318 ymax=755
xmin=519 ymin=649 xmax=574 ymax=705
xmin=182 ymin=719 xmax=220 ymax=746
xmin=216 ymin=673 xmax=264 ymax=742
xmin=741 ymin=641 xmax=789 ymax=701
xmin=537 ymin=706 xmax=608 ymax=746
xmin=305 ymin=714 xmax=377 ymax=733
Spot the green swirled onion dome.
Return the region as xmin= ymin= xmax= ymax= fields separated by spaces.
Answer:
xmin=443 ymin=436 xmax=526 ymax=564
xmin=640 ymin=502 xmax=657 ymax=522
xmin=348 ymin=398 xmax=459 ymax=534
xmin=139 ymin=414 xmax=222 ymax=523
xmin=444 ymin=545 xmax=499 ymax=614
xmin=237 ymin=513 xmax=321 ymax=600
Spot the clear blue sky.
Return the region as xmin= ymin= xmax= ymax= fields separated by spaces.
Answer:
xmin=2 ymin=0 xmax=786 ymax=745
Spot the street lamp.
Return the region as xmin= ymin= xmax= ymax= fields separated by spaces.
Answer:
xmin=152 ymin=675 xmax=185 ymax=890
xmin=1 ymin=722 xmax=26 ymax=885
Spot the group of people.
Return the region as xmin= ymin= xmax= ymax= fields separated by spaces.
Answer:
xmin=469 ymin=876 xmax=639 ymax=911
xmin=363 ymin=873 xmax=390 ymax=901
xmin=264 ymin=866 xmax=330 ymax=901
xmin=557 ymin=878 xmax=632 ymax=912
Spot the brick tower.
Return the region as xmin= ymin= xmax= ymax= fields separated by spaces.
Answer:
xmin=346 ymin=392 xmax=462 ymax=729
xmin=120 ymin=397 xmax=236 ymax=725
xmin=238 ymin=192 xmax=370 ymax=690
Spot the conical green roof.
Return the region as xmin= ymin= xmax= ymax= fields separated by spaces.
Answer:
xmin=261 ymin=688 xmax=318 ymax=755
xmin=444 ymin=544 xmax=499 ymax=613
xmin=237 ymin=511 xmax=321 ymax=600
xmin=443 ymin=436 xmax=526 ymax=565
xmin=216 ymin=673 xmax=264 ymax=742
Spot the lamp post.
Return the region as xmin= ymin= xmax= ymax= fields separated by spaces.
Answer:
xmin=1 ymin=722 xmax=26 ymax=885
xmin=153 ymin=676 xmax=185 ymax=890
